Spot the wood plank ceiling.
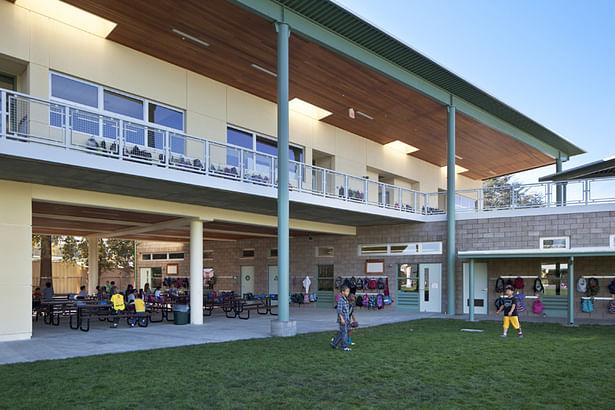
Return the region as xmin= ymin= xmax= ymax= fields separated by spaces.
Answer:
xmin=32 ymin=201 xmax=313 ymax=242
xmin=63 ymin=0 xmax=554 ymax=180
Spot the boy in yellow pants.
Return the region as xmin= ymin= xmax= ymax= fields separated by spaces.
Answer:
xmin=496 ymin=285 xmax=523 ymax=338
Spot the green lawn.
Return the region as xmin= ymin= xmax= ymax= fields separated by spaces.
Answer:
xmin=1 ymin=319 xmax=614 ymax=409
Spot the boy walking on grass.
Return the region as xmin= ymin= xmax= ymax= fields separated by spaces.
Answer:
xmin=496 ymin=285 xmax=523 ymax=338
xmin=330 ymin=285 xmax=352 ymax=351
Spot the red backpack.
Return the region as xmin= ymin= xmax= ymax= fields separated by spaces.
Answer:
xmin=368 ymin=279 xmax=377 ymax=289
xmin=514 ymin=277 xmax=524 ymax=290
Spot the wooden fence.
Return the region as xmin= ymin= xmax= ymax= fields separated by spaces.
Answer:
xmin=32 ymin=260 xmax=87 ymax=294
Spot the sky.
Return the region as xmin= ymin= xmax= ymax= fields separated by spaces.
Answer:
xmin=335 ymin=0 xmax=615 ymax=183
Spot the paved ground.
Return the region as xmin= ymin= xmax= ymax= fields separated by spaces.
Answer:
xmin=1 ymin=306 xmax=612 ymax=365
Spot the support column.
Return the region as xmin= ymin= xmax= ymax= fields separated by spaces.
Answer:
xmin=568 ymin=256 xmax=574 ymax=325
xmin=469 ymin=259 xmax=475 ymax=322
xmin=272 ymin=21 xmax=296 ymax=337
xmin=446 ymin=103 xmax=456 ymax=315
xmin=0 ymin=181 xmax=32 ymax=341
xmin=190 ymin=219 xmax=203 ymax=325
xmin=87 ymin=237 xmax=99 ymax=295
xmin=556 ymin=157 xmax=563 ymax=205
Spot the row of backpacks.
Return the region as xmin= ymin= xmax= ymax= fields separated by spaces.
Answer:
xmin=495 ymin=277 xmax=545 ymax=293
xmin=577 ymin=277 xmax=615 ymax=296
xmin=335 ymin=276 xmax=386 ymax=290
xmin=581 ymin=297 xmax=615 ymax=314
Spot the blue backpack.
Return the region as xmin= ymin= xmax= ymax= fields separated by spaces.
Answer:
xmin=516 ymin=293 xmax=527 ymax=312
xmin=376 ymin=294 xmax=384 ymax=309
xmin=582 ymin=298 xmax=594 ymax=313
xmin=368 ymin=296 xmax=376 ymax=309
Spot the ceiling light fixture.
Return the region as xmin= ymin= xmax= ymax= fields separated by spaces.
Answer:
xmin=356 ymin=111 xmax=374 ymax=120
xmin=172 ymin=28 xmax=210 ymax=47
xmin=441 ymin=164 xmax=469 ymax=174
xmin=383 ymin=140 xmax=419 ymax=154
xmin=289 ymin=98 xmax=332 ymax=120
xmin=455 ymin=155 xmax=463 ymax=160
xmin=15 ymin=0 xmax=117 ymax=38
xmin=251 ymin=63 xmax=277 ymax=77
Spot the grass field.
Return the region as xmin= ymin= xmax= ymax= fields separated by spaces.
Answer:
xmin=1 ymin=319 xmax=614 ymax=409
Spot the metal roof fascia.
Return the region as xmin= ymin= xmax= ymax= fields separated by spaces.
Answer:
xmin=227 ymin=0 xmax=450 ymax=105
xmin=458 ymin=250 xmax=615 ymax=259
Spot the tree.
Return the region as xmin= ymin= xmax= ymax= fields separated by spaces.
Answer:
xmin=482 ymin=176 xmax=543 ymax=210
xmin=39 ymin=235 xmax=52 ymax=289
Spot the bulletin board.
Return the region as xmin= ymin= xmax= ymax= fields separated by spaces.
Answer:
xmin=365 ymin=260 xmax=384 ymax=274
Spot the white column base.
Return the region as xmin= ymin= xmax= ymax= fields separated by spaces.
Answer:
xmin=271 ymin=320 xmax=297 ymax=337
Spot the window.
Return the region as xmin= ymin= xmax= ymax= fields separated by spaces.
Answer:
xmin=269 ymin=248 xmax=278 ymax=258
xmin=242 ymin=249 xmax=255 ymax=258
xmin=168 ymin=252 xmax=185 ymax=260
xmin=316 ymin=247 xmax=334 ymax=257
xmin=540 ymin=263 xmax=568 ymax=295
xmin=104 ymin=90 xmax=143 ymax=119
xmin=390 ymin=244 xmax=419 ymax=254
xmin=227 ymin=126 xmax=304 ymax=162
xmin=51 ymin=73 xmax=98 ymax=108
xmin=360 ymin=245 xmax=388 ymax=255
xmin=398 ymin=263 xmax=418 ymax=292
xmin=49 ymin=73 xmax=185 ymax=136
xmin=360 ymin=242 xmax=442 ymax=256
xmin=0 ymin=73 xmax=16 ymax=91
xmin=203 ymin=250 xmax=214 ymax=260
xmin=142 ymin=253 xmax=152 ymax=261
xmin=149 ymin=103 xmax=183 ymax=130
xmin=540 ymin=237 xmax=569 ymax=250
xmin=610 ymin=235 xmax=615 ymax=248
xmin=152 ymin=253 xmax=167 ymax=260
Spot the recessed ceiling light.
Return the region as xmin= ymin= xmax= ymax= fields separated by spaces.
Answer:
xmin=455 ymin=155 xmax=463 ymax=160
xmin=383 ymin=140 xmax=419 ymax=154
xmin=289 ymin=98 xmax=332 ymax=120
xmin=251 ymin=63 xmax=277 ymax=77
xmin=441 ymin=164 xmax=469 ymax=174
xmin=15 ymin=0 xmax=117 ymax=38
xmin=172 ymin=28 xmax=210 ymax=47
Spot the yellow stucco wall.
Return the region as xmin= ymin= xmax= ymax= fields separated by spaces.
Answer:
xmin=0 ymin=181 xmax=33 ymax=341
xmin=0 ymin=1 xmax=481 ymax=195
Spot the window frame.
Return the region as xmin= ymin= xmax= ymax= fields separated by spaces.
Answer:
xmin=49 ymin=71 xmax=185 ymax=132
xmin=610 ymin=234 xmax=615 ymax=248
xmin=316 ymin=246 xmax=334 ymax=257
xmin=226 ymin=124 xmax=304 ymax=161
xmin=359 ymin=242 xmax=443 ymax=256
xmin=241 ymin=248 xmax=256 ymax=259
xmin=203 ymin=250 xmax=214 ymax=260
xmin=539 ymin=236 xmax=569 ymax=250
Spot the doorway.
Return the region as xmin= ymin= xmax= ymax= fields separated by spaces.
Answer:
xmin=240 ymin=265 xmax=255 ymax=297
xmin=316 ymin=264 xmax=334 ymax=307
xmin=462 ymin=262 xmax=488 ymax=314
xmin=419 ymin=264 xmax=442 ymax=312
xmin=267 ymin=265 xmax=278 ymax=295
xmin=139 ymin=268 xmax=151 ymax=290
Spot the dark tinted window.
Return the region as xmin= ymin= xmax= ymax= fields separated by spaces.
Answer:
xmin=149 ymin=103 xmax=183 ymax=130
xmin=104 ymin=90 xmax=143 ymax=119
xmin=51 ymin=73 xmax=98 ymax=108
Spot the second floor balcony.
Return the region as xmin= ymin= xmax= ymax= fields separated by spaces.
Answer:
xmin=1 ymin=89 xmax=614 ymax=223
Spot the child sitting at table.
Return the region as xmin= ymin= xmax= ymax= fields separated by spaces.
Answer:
xmin=130 ymin=291 xmax=147 ymax=327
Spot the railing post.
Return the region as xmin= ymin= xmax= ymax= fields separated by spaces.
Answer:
xmin=414 ymin=191 xmax=418 ymax=213
xmin=511 ymin=185 xmax=515 ymax=209
xmin=204 ymin=140 xmax=209 ymax=175
xmin=478 ymin=188 xmax=483 ymax=212
xmin=297 ymin=162 xmax=302 ymax=192
xmin=164 ymin=131 xmax=170 ymax=168
xmin=322 ymin=169 xmax=326 ymax=197
xmin=584 ymin=180 xmax=590 ymax=205
xmin=343 ymin=175 xmax=348 ymax=200
xmin=118 ymin=119 xmax=124 ymax=160
xmin=64 ymin=106 xmax=70 ymax=149
xmin=364 ymin=179 xmax=368 ymax=204
xmin=397 ymin=187 xmax=402 ymax=210
xmin=546 ymin=183 xmax=551 ymax=207
xmin=239 ymin=149 xmax=244 ymax=181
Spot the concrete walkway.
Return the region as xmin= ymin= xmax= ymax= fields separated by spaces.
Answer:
xmin=0 ymin=307 xmax=444 ymax=365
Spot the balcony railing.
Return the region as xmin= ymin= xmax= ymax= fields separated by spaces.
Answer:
xmin=1 ymin=89 xmax=614 ymax=217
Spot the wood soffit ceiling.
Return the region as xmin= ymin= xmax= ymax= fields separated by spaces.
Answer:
xmin=32 ymin=201 xmax=314 ymax=242
xmin=63 ymin=0 xmax=554 ymax=180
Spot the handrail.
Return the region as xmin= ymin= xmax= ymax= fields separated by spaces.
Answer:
xmin=1 ymin=88 xmax=614 ymax=217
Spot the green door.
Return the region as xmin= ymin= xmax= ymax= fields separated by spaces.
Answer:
xmin=316 ymin=264 xmax=334 ymax=308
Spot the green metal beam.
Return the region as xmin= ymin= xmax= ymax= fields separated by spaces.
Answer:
xmin=459 ymin=250 xmax=615 ymax=259
xmin=468 ymin=258 xmax=475 ymax=322
xmin=568 ymin=256 xmax=574 ymax=325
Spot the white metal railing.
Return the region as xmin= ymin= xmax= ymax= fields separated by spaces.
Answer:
xmin=1 ymin=89 xmax=614 ymax=217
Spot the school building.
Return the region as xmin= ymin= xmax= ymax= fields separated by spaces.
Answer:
xmin=1 ymin=0 xmax=614 ymax=342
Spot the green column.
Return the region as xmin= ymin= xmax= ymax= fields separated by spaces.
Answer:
xmin=276 ymin=22 xmax=290 ymax=322
xmin=568 ymin=256 xmax=574 ymax=325
xmin=447 ymin=103 xmax=456 ymax=315
xmin=556 ymin=157 xmax=563 ymax=205
xmin=469 ymin=258 xmax=475 ymax=321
